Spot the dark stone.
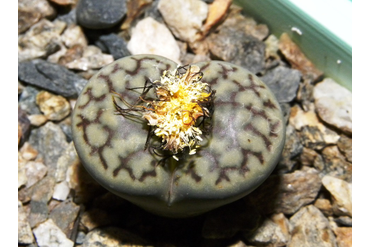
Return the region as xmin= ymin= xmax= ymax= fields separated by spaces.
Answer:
xmin=260 ymin=66 xmax=302 ymax=103
xmin=95 ymin=33 xmax=131 ymax=60
xmin=18 ymin=107 xmax=31 ymax=146
xmin=144 ymin=0 xmax=164 ymax=23
xmin=18 ymin=85 xmax=41 ymax=115
xmin=277 ymin=124 xmax=303 ymax=172
xmin=49 ymin=199 xmax=80 ymax=236
xmin=56 ymin=8 xmax=77 ymax=24
xmin=76 ymin=0 xmax=127 ymax=29
xmin=28 ymin=176 xmax=56 ymax=228
xmin=18 ymin=59 xmax=87 ymax=98
xmin=28 ymin=122 xmax=69 ymax=173
xmin=245 ymin=167 xmax=322 ymax=215
xmin=207 ymin=28 xmax=265 ymax=74
xmin=299 ymin=125 xmax=326 ymax=150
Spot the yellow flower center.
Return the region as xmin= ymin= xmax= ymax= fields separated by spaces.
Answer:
xmin=142 ymin=65 xmax=212 ymax=159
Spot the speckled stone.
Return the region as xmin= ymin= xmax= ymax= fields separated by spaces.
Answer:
xmin=18 ymin=201 xmax=34 ymax=244
xmin=18 ymin=0 xmax=56 ymax=33
xmin=49 ymin=199 xmax=80 ymax=236
xmin=36 ymin=91 xmax=71 ymax=121
xmin=33 ymin=219 xmax=74 ymax=247
xmin=61 ymin=24 xmax=88 ymax=48
xmin=127 ymin=17 xmax=181 ymax=64
xmin=245 ymin=167 xmax=322 ymax=215
xmin=72 ymin=54 xmax=285 ymax=217
xmin=334 ymin=227 xmax=352 ymax=247
xmin=18 ymin=59 xmax=86 ymax=98
xmin=18 ymin=19 xmax=66 ymax=62
xmin=260 ymin=66 xmax=302 ymax=103
xmin=158 ymin=0 xmax=208 ymax=43
xmin=76 ymin=0 xmax=127 ymax=29
xmin=95 ymin=33 xmax=131 ymax=60
xmin=19 ymin=86 xmax=41 ymax=115
xmin=289 ymin=205 xmax=337 ymax=247
xmin=313 ymin=78 xmax=352 ymax=134
xmin=322 ymin=175 xmax=352 ymax=217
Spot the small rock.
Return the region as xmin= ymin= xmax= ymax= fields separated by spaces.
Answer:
xmin=61 ymin=24 xmax=88 ymax=48
xmin=158 ymin=0 xmax=208 ymax=43
xmin=29 ymin=176 xmax=56 ymax=228
xmin=49 ymin=199 xmax=80 ymax=236
xmin=18 ymin=19 xmax=66 ymax=62
xmin=28 ymin=122 xmax=69 ymax=173
xmin=299 ymin=147 xmax=318 ymax=167
xmin=58 ymin=44 xmax=84 ymax=67
xmin=82 ymin=227 xmax=150 ymax=247
xmin=218 ymin=6 xmax=269 ymax=41
xmin=334 ymin=227 xmax=352 ymax=247
xmin=18 ymin=107 xmax=31 ymax=146
xmin=18 ymin=59 xmax=86 ymax=98
xmin=318 ymin=146 xmax=352 ymax=182
xmin=19 ymin=86 xmax=41 ymax=115
xmin=24 ymin=161 xmax=48 ymax=188
xmin=278 ymin=124 xmax=303 ymax=172
xmin=120 ymin=0 xmax=153 ymax=30
xmin=28 ymin=114 xmax=48 ymax=126
xmin=337 ymin=135 xmax=352 ymax=162
xmin=33 ymin=219 xmax=74 ymax=247
xmin=64 ymin=45 xmax=114 ymax=71
xmin=95 ymin=33 xmax=131 ymax=60
xmin=127 ymin=17 xmax=181 ymax=64
xmin=18 ymin=0 xmax=56 ymax=33
xmin=55 ymin=142 xmax=79 ymax=182
xmin=18 ymin=201 xmax=34 ymax=244
xmin=260 ymin=66 xmax=302 ymax=103
xmin=76 ymin=0 xmax=127 ymax=29
xmin=299 ymin=125 xmax=326 ymax=150
xmin=207 ymin=27 xmax=265 ymax=74
xmin=144 ymin=0 xmax=164 ymax=23
xmin=264 ymin=34 xmax=280 ymax=60
xmin=322 ymin=175 xmax=352 ymax=217
xmin=18 ymin=154 xmax=28 ymax=188
xmin=271 ymin=213 xmax=292 ymax=241
xmin=296 ymin=79 xmax=315 ymax=111
xmin=58 ymin=117 xmax=74 ymax=142
xmin=20 ymin=142 xmax=38 ymax=161
xmin=56 ymin=8 xmax=77 ymax=25
xmin=290 ymin=105 xmax=340 ymax=146
xmin=247 ymin=217 xmax=290 ymax=246
xmin=313 ymin=78 xmax=352 ymax=134
xmin=36 ymin=91 xmax=71 ymax=121
xmin=76 ymin=231 xmax=86 ymax=245
xmin=314 ymin=198 xmax=333 ymax=216
xmin=202 ymin=0 xmax=232 ymax=36
xmin=334 ymin=216 xmax=352 ymax=227
xmin=246 ymin=167 xmax=322 ymax=215
xmin=47 ymin=44 xmax=68 ymax=64
xmin=289 ymin=205 xmax=337 ymax=247
xmin=279 ymin=33 xmax=323 ymax=81
xmin=53 ymin=181 xmax=70 ymax=201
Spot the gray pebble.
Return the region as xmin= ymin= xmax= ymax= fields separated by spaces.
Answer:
xmin=260 ymin=66 xmax=302 ymax=103
xmin=208 ymin=28 xmax=266 ymax=74
xmin=95 ymin=33 xmax=131 ymax=60
xmin=18 ymin=59 xmax=87 ymax=98
xmin=76 ymin=0 xmax=127 ymax=29
xmin=19 ymin=86 xmax=41 ymax=115
xmin=28 ymin=122 xmax=69 ymax=172
xmin=289 ymin=205 xmax=337 ymax=246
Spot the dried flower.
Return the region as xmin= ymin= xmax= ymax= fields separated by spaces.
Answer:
xmin=113 ymin=65 xmax=215 ymax=161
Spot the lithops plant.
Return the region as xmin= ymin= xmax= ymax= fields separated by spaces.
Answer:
xmin=72 ymin=54 xmax=285 ymax=218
